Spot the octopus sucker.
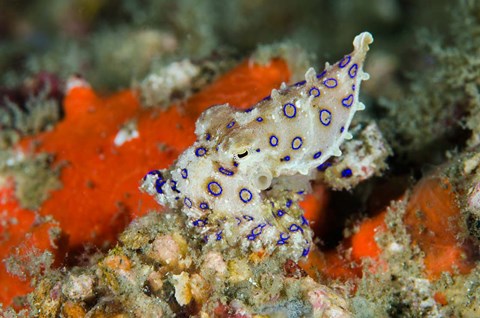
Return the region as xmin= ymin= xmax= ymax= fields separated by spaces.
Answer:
xmin=141 ymin=32 xmax=373 ymax=260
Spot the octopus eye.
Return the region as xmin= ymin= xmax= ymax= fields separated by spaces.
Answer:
xmin=237 ymin=150 xmax=249 ymax=159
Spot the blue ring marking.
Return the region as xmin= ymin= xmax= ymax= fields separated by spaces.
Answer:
xmin=294 ymin=80 xmax=306 ymax=87
xmin=313 ymin=151 xmax=322 ymax=159
xmin=193 ymin=219 xmax=207 ymax=227
xmin=348 ymin=64 xmax=358 ymax=78
xmin=218 ymin=167 xmax=234 ymax=176
xmin=297 ymin=190 xmax=305 ymax=195
xmin=252 ymin=223 xmax=266 ymax=236
xmin=247 ymin=234 xmax=257 ymax=240
xmin=340 ymin=126 xmax=345 ymax=133
xmin=184 ymin=197 xmax=192 ymax=208
xmin=323 ymin=78 xmax=338 ymax=88
xmin=207 ymin=181 xmax=223 ymax=196
xmin=302 ymin=244 xmax=311 ymax=257
xmin=341 ymin=168 xmax=353 ymax=178
xmin=199 ymin=202 xmax=209 ymax=210
xmin=195 ymin=147 xmax=207 ymax=157
xmin=243 ymin=215 xmax=254 ymax=221
xmin=342 ymin=94 xmax=354 ymax=107
xmin=352 ymin=84 xmax=356 ymax=91
xmin=181 ymin=169 xmax=188 ymax=179
xmin=144 ymin=170 xmax=161 ymax=181
xmin=282 ymin=156 xmax=291 ymax=162
xmin=292 ymin=136 xmax=303 ymax=150
xmin=146 ymin=170 xmax=162 ymax=178
xmin=205 ymin=133 xmax=211 ymax=141
xmin=283 ymin=103 xmax=297 ymax=118
xmin=339 ymin=55 xmax=351 ymax=68
xmin=233 ymin=162 xmax=239 ymax=167
xmin=277 ymin=209 xmax=285 ymax=217
xmin=244 ymin=108 xmax=253 ymax=113
xmin=319 ymin=109 xmax=332 ymax=126
xmin=236 ymin=217 xmax=242 ymax=225
xmin=227 ymin=121 xmax=235 ymax=128
xmin=289 ymin=224 xmax=304 ymax=233
xmin=309 ymin=87 xmax=320 ymax=97
xmin=256 ymin=148 xmax=260 ymax=152
xmin=175 ymin=196 xmax=179 ymax=201
xmin=269 ymin=135 xmax=279 ymax=147
xmin=317 ymin=162 xmax=332 ymax=171
xmin=147 ymin=170 xmax=161 ymax=176
xmin=261 ymin=95 xmax=271 ymax=101
xmin=256 ymin=117 xmax=263 ymax=122
xmin=286 ymin=199 xmax=292 ymax=208
xmin=277 ymin=232 xmax=290 ymax=245
xmin=155 ymin=179 xmax=166 ymax=193
xmin=301 ymin=215 xmax=309 ymax=226
xmin=239 ymin=188 xmax=253 ymax=203
xmin=316 ymin=70 xmax=327 ymax=79
xmin=216 ymin=230 xmax=223 ymax=241
xmin=170 ymin=180 xmax=181 ymax=193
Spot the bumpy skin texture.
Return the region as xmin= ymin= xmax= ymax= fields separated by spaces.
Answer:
xmin=141 ymin=32 xmax=373 ymax=260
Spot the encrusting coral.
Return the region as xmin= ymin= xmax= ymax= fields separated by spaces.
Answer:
xmin=377 ymin=2 xmax=480 ymax=166
xmin=301 ymin=156 xmax=479 ymax=316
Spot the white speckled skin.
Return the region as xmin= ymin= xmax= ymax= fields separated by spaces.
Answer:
xmin=141 ymin=32 xmax=373 ymax=260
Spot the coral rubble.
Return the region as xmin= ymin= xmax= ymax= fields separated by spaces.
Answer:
xmin=24 ymin=212 xmax=351 ymax=317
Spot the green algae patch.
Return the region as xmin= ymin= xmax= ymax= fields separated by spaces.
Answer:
xmin=0 ymin=151 xmax=62 ymax=210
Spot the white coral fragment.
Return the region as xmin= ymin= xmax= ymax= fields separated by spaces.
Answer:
xmin=114 ymin=120 xmax=139 ymax=146
xmin=171 ymin=272 xmax=192 ymax=306
xmin=140 ymin=59 xmax=200 ymax=108
xmin=62 ymin=274 xmax=95 ymax=301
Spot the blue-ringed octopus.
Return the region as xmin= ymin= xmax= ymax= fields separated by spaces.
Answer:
xmin=141 ymin=32 xmax=373 ymax=261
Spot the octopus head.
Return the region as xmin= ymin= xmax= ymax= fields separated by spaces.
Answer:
xmin=217 ymin=127 xmax=274 ymax=191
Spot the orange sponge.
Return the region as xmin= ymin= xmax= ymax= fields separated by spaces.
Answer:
xmin=404 ymin=177 xmax=475 ymax=279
